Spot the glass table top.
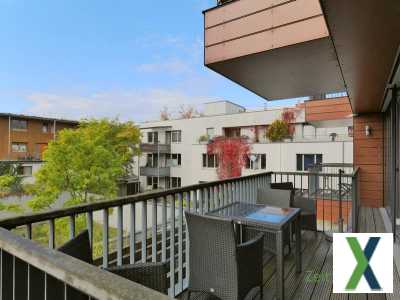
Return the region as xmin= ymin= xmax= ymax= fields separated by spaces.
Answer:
xmin=207 ymin=202 xmax=300 ymax=228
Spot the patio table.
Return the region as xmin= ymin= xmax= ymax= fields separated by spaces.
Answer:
xmin=207 ymin=202 xmax=302 ymax=300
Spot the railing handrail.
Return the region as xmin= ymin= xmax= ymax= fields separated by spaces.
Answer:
xmin=0 ymin=171 xmax=272 ymax=229
xmin=271 ymin=170 xmax=354 ymax=178
xmin=0 ymin=227 xmax=172 ymax=300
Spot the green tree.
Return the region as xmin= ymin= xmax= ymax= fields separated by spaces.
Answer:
xmin=28 ymin=119 xmax=141 ymax=211
xmin=0 ymin=162 xmax=24 ymax=195
xmin=266 ymin=119 xmax=290 ymax=142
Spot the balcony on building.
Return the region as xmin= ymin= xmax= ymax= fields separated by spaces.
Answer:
xmin=203 ymin=0 xmax=345 ymax=100
xmin=139 ymin=165 xmax=171 ymax=177
xmin=140 ymin=142 xmax=171 ymax=153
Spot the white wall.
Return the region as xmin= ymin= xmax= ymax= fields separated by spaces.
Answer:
xmin=137 ymin=107 xmax=353 ymax=190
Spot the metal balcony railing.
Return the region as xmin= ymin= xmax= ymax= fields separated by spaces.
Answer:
xmin=271 ymin=166 xmax=360 ymax=233
xmin=0 ymin=168 xmax=359 ymax=298
xmin=0 ymin=172 xmax=272 ymax=298
xmin=0 ymin=227 xmax=170 ymax=300
xmin=140 ymin=143 xmax=171 ymax=153
xmin=140 ymin=166 xmax=171 ymax=177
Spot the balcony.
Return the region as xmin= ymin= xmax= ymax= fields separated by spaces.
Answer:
xmin=140 ymin=166 xmax=171 ymax=177
xmin=203 ymin=0 xmax=345 ymax=100
xmin=0 ymin=170 xmax=397 ymax=299
xmin=305 ymin=97 xmax=353 ymax=126
xmin=140 ymin=143 xmax=171 ymax=153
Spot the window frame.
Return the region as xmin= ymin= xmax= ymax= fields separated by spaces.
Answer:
xmin=202 ymin=153 xmax=218 ymax=168
xmin=296 ymin=154 xmax=323 ymax=171
xmin=11 ymin=119 xmax=28 ymax=131
xmin=11 ymin=142 xmax=28 ymax=153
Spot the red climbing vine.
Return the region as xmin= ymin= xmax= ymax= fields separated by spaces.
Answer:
xmin=281 ymin=108 xmax=296 ymax=136
xmin=207 ymin=136 xmax=251 ymax=180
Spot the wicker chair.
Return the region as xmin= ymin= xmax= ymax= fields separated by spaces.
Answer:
xmin=58 ymin=230 xmax=169 ymax=296
xmin=185 ymin=212 xmax=264 ymax=300
xmin=105 ymin=263 xmax=168 ymax=294
xmin=270 ymin=182 xmax=317 ymax=231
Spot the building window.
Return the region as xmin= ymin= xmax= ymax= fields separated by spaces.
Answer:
xmin=11 ymin=143 xmax=27 ymax=153
xmin=11 ymin=119 xmax=28 ymax=131
xmin=224 ymin=127 xmax=241 ymax=138
xmin=202 ymin=154 xmax=218 ymax=168
xmin=146 ymin=176 xmax=158 ymax=189
xmin=17 ymin=166 xmax=33 ymax=176
xmin=166 ymin=153 xmax=181 ymax=167
xmin=166 ymin=177 xmax=181 ymax=189
xmin=348 ymin=126 xmax=354 ymax=137
xmin=146 ymin=153 xmax=158 ymax=167
xmin=127 ymin=182 xmax=140 ymax=195
xmin=42 ymin=122 xmax=50 ymax=133
xmin=296 ymin=154 xmax=323 ymax=171
xmin=206 ymin=128 xmax=215 ymax=139
xmin=147 ymin=132 xmax=158 ymax=144
xmin=171 ymin=130 xmax=181 ymax=143
xmin=245 ymin=154 xmax=267 ymax=170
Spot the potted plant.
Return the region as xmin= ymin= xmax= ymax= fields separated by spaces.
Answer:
xmin=266 ymin=120 xmax=289 ymax=142
xmin=198 ymin=134 xmax=209 ymax=144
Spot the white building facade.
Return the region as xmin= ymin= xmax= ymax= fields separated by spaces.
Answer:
xmin=135 ymin=100 xmax=353 ymax=192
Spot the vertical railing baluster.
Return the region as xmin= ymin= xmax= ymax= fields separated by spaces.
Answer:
xmin=240 ymin=179 xmax=244 ymax=202
xmin=12 ymin=255 xmax=15 ymax=300
xmin=185 ymin=191 xmax=190 ymax=289
xmin=130 ymin=203 xmax=136 ymax=264
xmin=209 ymin=186 xmax=214 ymax=211
xmin=215 ymin=185 xmax=219 ymax=208
xmin=27 ymin=264 xmax=30 ymax=300
xmin=102 ymin=209 xmax=109 ymax=268
xmin=26 ymin=224 xmax=32 ymax=240
xmin=199 ymin=189 xmax=204 ymax=215
xmin=141 ymin=201 xmax=147 ymax=263
xmin=161 ymin=197 xmax=167 ymax=262
xmin=177 ymin=193 xmax=183 ymax=293
xmin=224 ymin=183 xmax=228 ymax=205
xmin=86 ymin=211 xmax=93 ymax=249
xmin=69 ymin=215 xmax=75 ymax=240
xmin=48 ymin=219 xmax=55 ymax=249
xmin=0 ymin=249 xmax=3 ymax=300
xmin=152 ymin=199 xmax=157 ymax=263
xmin=170 ymin=195 xmax=176 ymax=296
xmin=191 ymin=190 xmax=197 ymax=213
xmin=203 ymin=187 xmax=208 ymax=213
xmin=117 ymin=205 xmax=123 ymax=266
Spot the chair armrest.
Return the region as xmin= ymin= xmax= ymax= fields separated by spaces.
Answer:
xmin=236 ymin=233 xmax=264 ymax=299
xmin=104 ymin=262 xmax=168 ymax=294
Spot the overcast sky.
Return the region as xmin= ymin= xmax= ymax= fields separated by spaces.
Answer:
xmin=0 ymin=0 xmax=301 ymax=123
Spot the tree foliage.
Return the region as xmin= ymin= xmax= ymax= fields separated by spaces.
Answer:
xmin=281 ymin=108 xmax=296 ymax=136
xmin=266 ymin=119 xmax=289 ymax=142
xmin=207 ymin=136 xmax=250 ymax=180
xmin=160 ymin=106 xmax=170 ymax=121
xmin=28 ymin=119 xmax=141 ymax=211
xmin=0 ymin=162 xmax=23 ymax=197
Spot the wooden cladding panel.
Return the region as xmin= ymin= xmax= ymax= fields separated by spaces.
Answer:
xmin=353 ymin=113 xmax=384 ymax=207
xmin=305 ymin=97 xmax=352 ymax=122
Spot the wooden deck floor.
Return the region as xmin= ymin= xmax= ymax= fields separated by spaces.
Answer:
xmin=180 ymin=207 xmax=400 ymax=300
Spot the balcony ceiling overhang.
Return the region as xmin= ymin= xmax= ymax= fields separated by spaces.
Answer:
xmin=207 ymin=37 xmax=345 ymax=100
xmin=320 ymin=0 xmax=400 ymax=113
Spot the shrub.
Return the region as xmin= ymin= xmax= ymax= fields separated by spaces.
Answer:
xmin=266 ymin=120 xmax=289 ymax=142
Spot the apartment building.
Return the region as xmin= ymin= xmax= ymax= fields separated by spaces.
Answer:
xmin=0 ymin=113 xmax=78 ymax=182
xmin=136 ymin=97 xmax=353 ymax=191
xmin=203 ymin=0 xmax=400 ymax=233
